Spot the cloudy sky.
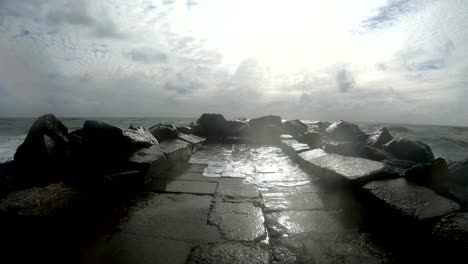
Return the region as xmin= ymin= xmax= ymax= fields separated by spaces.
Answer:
xmin=0 ymin=0 xmax=467 ymax=125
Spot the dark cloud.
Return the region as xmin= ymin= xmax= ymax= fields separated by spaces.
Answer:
xmin=336 ymin=69 xmax=355 ymax=92
xmin=165 ymin=72 xmax=201 ymax=94
xmin=361 ymin=0 xmax=421 ymax=30
xmin=125 ymin=48 xmax=168 ymax=64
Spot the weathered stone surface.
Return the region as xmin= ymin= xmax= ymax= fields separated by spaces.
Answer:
xmin=382 ymin=159 xmax=417 ymax=177
xmin=176 ymin=125 xmax=193 ymax=135
xmin=282 ymin=119 xmax=307 ymax=137
xmin=123 ymin=125 xmax=158 ymax=147
xmin=270 ymin=233 xmax=390 ymax=264
xmin=383 ymin=137 xmax=434 ymax=163
xmin=248 ymin=115 xmax=282 ymax=129
xmin=147 ymin=179 xmax=217 ymax=194
xmin=247 ymin=124 xmax=282 ymax=143
xmin=0 ymin=183 xmax=82 ymax=217
xmin=262 ymin=191 xmax=326 ymax=211
xmin=216 ymin=178 xmax=258 ymax=198
xmin=149 ymin=123 xmax=178 ymax=142
xmin=405 ymin=157 xmax=449 ymax=195
xmin=363 ymin=178 xmax=460 ymax=221
xmin=225 ymin=120 xmax=249 ymax=136
xmin=432 ymin=212 xmax=468 ymax=243
xmin=366 ymin=127 xmax=393 ymax=148
xmin=178 ymin=133 xmax=205 ymax=145
xmin=280 ymin=139 xmax=310 ymax=155
xmin=197 ymin=113 xmax=228 ymax=137
xmin=305 ymin=121 xmax=332 ymax=132
xmin=360 ymin=145 xmax=396 ymax=161
xmin=155 ymin=139 xmax=192 ymax=163
xmin=127 ymin=145 xmax=168 ymax=183
xmin=265 ymin=210 xmax=356 ymax=236
xmin=156 ymin=171 xmax=218 ymax=183
xmin=298 ymin=150 xmax=385 ymax=185
xmin=298 ymin=131 xmax=323 ymax=147
xmin=325 ymin=121 xmax=367 ymax=142
xmin=13 ymin=114 xmax=69 ymax=184
xmin=323 ymin=141 xmax=361 ymax=156
xmin=209 ymin=201 xmax=266 ymax=241
xmin=187 ymin=242 xmax=270 ymax=264
xmin=448 ymin=159 xmax=468 ymax=184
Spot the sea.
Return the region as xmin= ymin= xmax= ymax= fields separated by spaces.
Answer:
xmin=0 ymin=118 xmax=467 ymax=163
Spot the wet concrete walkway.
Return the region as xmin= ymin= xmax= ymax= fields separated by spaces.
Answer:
xmin=84 ymin=143 xmax=393 ymax=263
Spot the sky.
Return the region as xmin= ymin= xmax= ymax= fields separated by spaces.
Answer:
xmin=0 ymin=0 xmax=467 ymax=125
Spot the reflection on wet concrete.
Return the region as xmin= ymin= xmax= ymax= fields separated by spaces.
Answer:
xmin=76 ymin=143 xmax=394 ymax=263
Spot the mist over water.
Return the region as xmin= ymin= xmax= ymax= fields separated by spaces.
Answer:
xmin=0 ymin=118 xmax=467 ymax=163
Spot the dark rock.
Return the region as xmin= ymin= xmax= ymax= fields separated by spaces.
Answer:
xmin=322 ymin=141 xmax=361 ymax=156
xmin=360 ymin=145 xmax=396 ymax=161
xmin=247 ymin=124 xmax=282 ymax=143
xmin=80 ymin=120 xmax=131 ymax=158
xmin=0 ymin=183 xmax=82 ymax=217
xmin=196 ymin=113 xmax=227 ymax=137
xmin=282 ymin=120 xmax=307 ymax=138
xmin=405 ymin=158 xmax=449 ymax=195
xmin=325 ymin=120 xmax=367 ymax=142
xmin=225 ymin=120 xmax=249 ymax=136
xmin=248 ymin=115 xmax=282 ymax=129
xmin=13 ymin=114 xmax=69 ymax=184
xmin=187 ymin=242 xmax=269 ymax=264
xmin=155 ymin=139 xmax=192 ymax=164
xmin=149 ymin=124 xmax=178 ymax=142
xmin=447 ymin=159 xmax=468 ymax=208
xmin=363 ymin=178 xmax=460 ymax=221
xmin=432 ymin=212 xmax=468 ymax=243
xmin=383 ymin=137 xmax=434 ymax=163
xmin=366 ymin=127 xmax=393 ymax=148
xmin=178 ymin=134 xmax=205 ymax=145
xmin=298 ymin=131 xmax=323 ymax=147
xmin=123 ymin=125 xmax=158 ymax=147
xmin=305 ymin=121 xmax=332 ymax=133
xmin=176 ymin=126 xmax=193 ymax=134
xmin=126 ymin=145 xmax=168 ymax=183
xmin=381 ymin=159 xmax=418 ymax=177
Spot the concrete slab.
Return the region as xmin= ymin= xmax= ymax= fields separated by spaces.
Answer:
xmin=280 ymin=139 xmax=310 ymax=154
xmin=262 ymin=192 xmax=327 ymax=211
xmin=156 ymin=171 xmax=218 ymax=183
xmin=364 ymin=178 xmax=460 ymax=221
xmin=178 ymin=133 xmax=205 ymax=145
xmin=265 ymin=210 xmax=357 ymax=236
xmin=88 ymin=193 xmax=220 ymax=263
xmin=299 ymin=150 xmax=385 ymax=185
xmin=209 ymin=202 xmax=266 ymax=241
xmin=216 ymin=178 xmax=259 ymax=198
xmin=147 ymin=179 xmax=217 ymax=194
xmin=270 ymin=233 xmax=390 ymax=264
xmin=187 ymin=242 xmax=270 ymax=264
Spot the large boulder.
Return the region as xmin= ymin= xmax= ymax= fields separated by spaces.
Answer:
xmin=366 ymin=127 xmax=393 ymax=148
xmin=225 ymin=120 xmax=249 ymax=137
xmin=360 ymin=145 xmax=396 ymax=162
xmin=80 ymin=120 xmax=131 ymax=157
xmin=149 ymin=124 xmax=178 ymax=142
xmin=282 ymin=120 xmax=308 ymax=138
xmin=405 ymin=158 xmax=449 ymax=195
xmin=248 ymin=115 xmax=282 ymax=129
xmin=176 ymin=126 xmax=193 ymax=135
xmin=322 ymin=141 xmax=361 ymax=156
xmin=13 ymin=114 xmax=69 ymax=184
xmin=383 ymin=138 xmax=434 ymax=164
xmin=381 ymin=159 xmax=418 ymax=177
xmin=325 ymin=121 xmax=367 ymax=142
xmin=305 ymin=121 xmax=332 ymax=133
xmin=123 ymin=125 xmax=158 ymax=147
xmin=447 ymin=159 xmax=468 ymax=208
xmin=196 ymin=113 xmax=228 ymax=137
xmin=432 ymin=212 xmax=468 ymax=244
xmin=298 ymin=131 xmax=323 ymax=147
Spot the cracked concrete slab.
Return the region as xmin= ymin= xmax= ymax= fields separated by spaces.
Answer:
xmin=147 ymin=179 xmax=217 ymax=194
xmin=187 ymin=242 xmax=270 ymax=264
xmin=216 ymin=178 xmax=259 ymax=198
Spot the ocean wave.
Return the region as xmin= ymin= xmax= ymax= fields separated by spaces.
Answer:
xmin=442 ymin=137 xmax=468 ymax=148
xmin=387 ymin=125 xmax=413 ymax=133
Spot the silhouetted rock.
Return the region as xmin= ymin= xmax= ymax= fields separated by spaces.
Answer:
xmin=366 ymin=127 xmax=393 ymax=148
xmin=80 ymin=120 xmax=131 ymax=158
xmin=383 ymin=138 xmax=434 ymax=163
xmin=13 ymin=114 xmax=69 ymax=185
xmin=149 ymin=124 xmax=178 ymax=142
xmin=283 ymin=120 xmax=307 ymax=138
xmin=432 ymin=212 xmax=468 ymax=243
xmin=405 ymin=158 xmax=449 ymax=195
xmin=363 ymin=178 xmax=460 ymax=222
xmin=197 ymin=113 xmax=228 ymax=137
xmin=325 ymin=121 xmax=367 ymax=142
xmin=360 ymin=145 xmax=396 ymax=161
xmin=124 ymin=125 xmax=158 ymax=147
xmin=298 ymin=131 xmax=323 ymax=147
xmin=248 ymin=115 xmax=282 ymax=129
xmin=447 ymin=159 xmax=468 ymax=208
xmin=225 ymin=120 xmax=249 ymax=136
